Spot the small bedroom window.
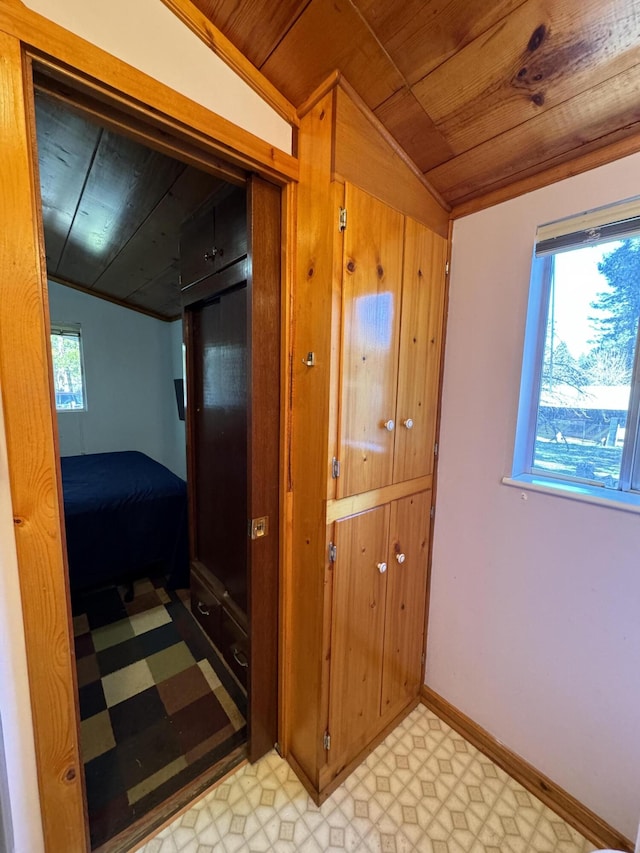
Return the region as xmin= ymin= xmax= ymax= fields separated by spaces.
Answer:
xmin=51 ymin=323 xmax=87 ymax=411
xmin=509 ymin=197 xmax=640 ymax=507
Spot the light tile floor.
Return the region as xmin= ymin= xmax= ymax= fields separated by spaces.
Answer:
xmin=137 ymin=704 xmax=596 ymax=853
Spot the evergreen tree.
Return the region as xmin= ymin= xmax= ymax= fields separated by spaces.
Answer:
xmin=592 ymin=238 xmax=640 ymax=369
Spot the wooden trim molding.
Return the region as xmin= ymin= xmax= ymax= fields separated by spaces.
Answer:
xmin=158 ymin=0 xmax=299 ymax=128
xmin=451 ymin=130 xmax=640 ymax=220
xmin=0 ymin=33 xmax=87 ymax=853
xmin=0 ymin=0 xmax=298 ymax=183
xmin=421 ymin=686 xmax=633 ymax=852
xmin=326 ymin=475 xmax=433 ymax=524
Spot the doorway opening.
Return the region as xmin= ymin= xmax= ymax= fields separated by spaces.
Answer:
xmin=31 ymin=74 xmax=280 ymax=852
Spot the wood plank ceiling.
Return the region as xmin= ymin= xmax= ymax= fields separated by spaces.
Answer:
xmin=190 ymin=0 xmax=640 ymax=208
xmin=35 ymin=92 xmax=226 ymax=319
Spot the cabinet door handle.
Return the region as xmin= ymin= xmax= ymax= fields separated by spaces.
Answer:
xmin=197 ymin=601 xmax=210 ymax=616
xmin=403 ymin=418 xmax=414 ymax=430
xmin=377 ymin=562 xmax=387 ymax=573
xmin=233 ymin=647 xmax=249 ymax=668
xmin=395 ymin=552 xmax=406 ymax=564
xmin=204 ymin=247 xmax=221 ymax=262
xmin=383 ymin=419 xmax=395 ymax=432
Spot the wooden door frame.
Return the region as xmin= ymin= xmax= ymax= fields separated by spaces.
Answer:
xmin=0 ymin=7 xmax=297 ymax=851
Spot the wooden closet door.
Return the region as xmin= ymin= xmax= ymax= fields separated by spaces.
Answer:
xmin=380 ymin=490 xmax=431 ymax=722
xmin=327 ymin=505 xmax=389 ymax=776
xmin=337 ymin=184 xmax=404 ymax=498
xmin=394 ymin=219 xmax=448 ymax=482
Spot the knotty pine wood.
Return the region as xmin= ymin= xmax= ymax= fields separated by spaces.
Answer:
xmin=0 ymin=34 xmax=87 ymax=853
xmin=393 ymin=218 xmax=448 ymax=484
xmin=336 ymin=183 xmax=404 ymax=499
xmin=427 ymin=62 xmax=640 ymax=206
xmin=421 ymin=687 xmax=633 ymax=853
xmin=0 ymin=2 xmax=298 ymax=183
xmin=373 ymin=87 xmax=453 ymax=175
xmin=352 ymin=0 xmax=524 ymax=87
xmin=380 ymin=491 xmax=431 ymax=722
xmin=412 ymin=0 xmax=640 ymax=155
xmin=326 ymin=505 xmax=390 ymax=782
xmin=333 ymin=85 xmax=449 ymax=236
xmin=187 ymin=0 xmax=309 ymax=71
xmin=261 ymin=0 xmax=404 ymax=111
xmin=286 ymin=89 xmax=337 ymax=784
xmin=326 ymin=475 xmax=433 ymax=525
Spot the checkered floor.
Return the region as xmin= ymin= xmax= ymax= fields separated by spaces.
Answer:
xmin=72 ymin=576 xmax=247 ymax=849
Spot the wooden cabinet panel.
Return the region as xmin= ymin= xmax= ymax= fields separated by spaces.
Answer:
xmin=180 ymin=187 xmax=247 ymax=288
xmin=393 ymin=218 xmax=448 ymax=482
xmin=337 ymin=183 xmax=404 ymax=498
xmin=380 ymin=491 xmax=431 ymax=721
xmin=328 ymin=505 xmax=389 ymax=775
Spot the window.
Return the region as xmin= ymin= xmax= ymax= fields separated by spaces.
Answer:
xmin=511 ymin=198 xmax=640 ymax=504
xmin=51 ymin=324 xmax=86 ymax=411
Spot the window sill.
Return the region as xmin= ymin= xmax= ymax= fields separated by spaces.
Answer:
xmin=502 ymin=474 xmax=640 ymax=515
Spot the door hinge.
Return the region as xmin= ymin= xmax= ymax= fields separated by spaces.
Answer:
xmin=331 ymin=457 xmax=341 ymax=479
xmin=445 ymin=260 xmax=450 ymax=275
xmin=430 ymin=506 xmax=435 ymax=520
xmin=329 ymin=542 xmax=337 ymax=563
xmin=434 ymin=442 xmax=439 ymax=457
xmin=323 ymin=731 xmax=331 ymax=751
xmin=339 ymin=207 xmax=347 ymax=232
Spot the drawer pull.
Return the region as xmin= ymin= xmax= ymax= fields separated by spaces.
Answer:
xmin=197 ymin=601 xmax=210 ymax=616
xmin=233 ymin=647 xmax=249 ymax=668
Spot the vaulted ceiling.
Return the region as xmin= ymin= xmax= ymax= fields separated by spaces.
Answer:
xmin=189 ymin=0 xmax=640 ymax=208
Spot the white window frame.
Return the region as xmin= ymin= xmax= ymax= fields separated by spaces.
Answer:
xmin=504 ymin=198 xmax=640 ymax=513
xmin=50 ymin=322 xmax=87 ymax=412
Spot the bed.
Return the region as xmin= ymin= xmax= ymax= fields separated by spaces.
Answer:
xmin=61 ymin=451 xmax=189 ymax=593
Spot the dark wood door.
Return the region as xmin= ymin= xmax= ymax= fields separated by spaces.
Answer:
xmin=183 ymin=175 xmax=280 ymax=764
xmin=191 ymin=284 xmax=248 ymax=611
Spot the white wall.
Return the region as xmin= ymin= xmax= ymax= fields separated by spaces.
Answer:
xmin=428 ymin=151 xmax=640 ymax=840
xmin=49 ymin=283 xmax=186 ymax=478
xmin=23 ymin=0 xmax=292 ymax=155
xmin=0 ymin=5 xmax=288 ymax=849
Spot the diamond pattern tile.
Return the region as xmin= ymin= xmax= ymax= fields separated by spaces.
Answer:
xmin=136 ymin=705 xmax=595 ymax=853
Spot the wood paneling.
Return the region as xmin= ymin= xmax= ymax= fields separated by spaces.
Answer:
xmin=287 ymin=90 xmax=337 ymax=783
xmin=195 ymin=0 xmax=640 ymax=208
xmin=336 ymin=183 xmax=404 ymax=498
xmin=333 ymin=86 xmax=450 ymax=235
xmin=413 ymin=0 xmax=640 ymax=154
xmin=328 ymin=505 xmax=389 ymax=777
xmin=92 ymin=166 xmax=220 ymax=299
xmin=426 ymin=62 xmax=640 ymax=205
xmin=380 ymin=492 xmax=431 ymax=721
xmin=374 ymin=89 xmax=453 ymax=174
xmin=188 ymin=0 xmax=309 ymax=68
xmin=261 ymin=0 xmax=404 ymax=110
xmin=34 ymin=93 xmax=102 ymax=271
xmin=353 ymin=0 xmax=526 ymax=85
xmin=422 ymin=687 xmax=634 ymax=853
xmin=393 ymin=219 xmax=447 ymax=483
xmin=55 ymin=131 xmax=186 ymax=287
xmin=0 ymin=35 xmax=87 ymax=853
